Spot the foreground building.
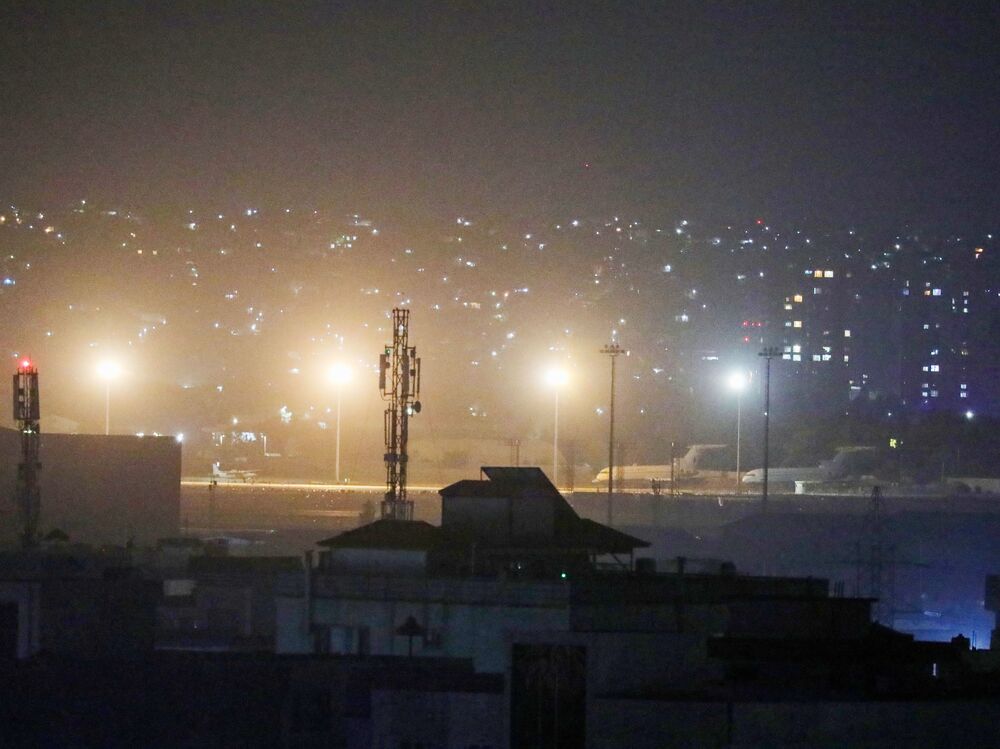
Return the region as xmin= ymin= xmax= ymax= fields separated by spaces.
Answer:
xmin=0 ymin=429 xmax=180 ymax=547
xmin=268 ymin=467 xmax=1000 ymax=747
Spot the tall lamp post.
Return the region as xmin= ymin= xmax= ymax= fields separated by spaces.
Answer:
xmin=727 ymin=370 xmax=750 ymax=494
xmin=545 ymin=368 xmax=569 ymax=488
xmin=758 ymin=347 xmax=782 ymax=514
xmin=328 ymin=363 xmax=352 ymax=483
xmin=600 ymin=342 xmax=626 ymax=526
xmin=97 ymin=361 xmax=122 ymax=436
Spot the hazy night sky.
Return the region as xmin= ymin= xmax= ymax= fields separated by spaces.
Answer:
xmin=2 ymin=1 xmax=998 ymax=228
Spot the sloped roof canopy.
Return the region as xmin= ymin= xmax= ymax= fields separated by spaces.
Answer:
xmin=317 ymin=468 xmax=648 ymax=558
xmin=318 ymin=519 xmax=442 ymax=551
xmin=440 ymin=466 xmax=649 ymax=555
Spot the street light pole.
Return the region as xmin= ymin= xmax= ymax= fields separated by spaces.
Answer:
xmin=105 ymin=380 xmax=111 ymax=436
xmin=97 ymin=361 xmax=121 ymax=436
xmin=735 ymin=389 xmax=742 ymax=494
xmin=758 ymin=347 xmax=782 ymax=514
xmin=329 ymin=363 xmax=352 ymax=484
xmin=600 ymin=342 xmax=625 ymax=526
xmin=727 ymin=370 xmax=749 ymax=495
xmin=335 ymin=384 xmax=342 ymax=483
xmin=552 ymin=387 xmax=559 ymax=487
xmin=544 ymin=368 xmax=568 ymax=489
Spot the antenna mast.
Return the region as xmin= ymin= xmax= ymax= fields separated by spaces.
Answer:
xmin=379 ymin=309 xmax=421 ymax=521
xmin=13 ymin=359 xmax=41 ymax=548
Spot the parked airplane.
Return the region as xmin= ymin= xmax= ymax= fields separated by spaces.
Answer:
xmin=740 ymin=446 xmax=878 ymax=485
xmin=211 ymin=461 xmax=258 ymax=483
xmin=593 ymin=444 xmax=732 ymax=488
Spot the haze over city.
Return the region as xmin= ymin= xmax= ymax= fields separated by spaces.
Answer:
xmin=2 ymin=3 xmax=1000 ymax=747
xmin=1 ymin=2 xmax=998 ymax=475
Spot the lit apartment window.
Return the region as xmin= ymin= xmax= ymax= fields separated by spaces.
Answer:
xmin=960 ymin=392 xmax=968 ymax=398
xmin=792 ymin=344 xmax=801 ymax=353
xmin=844 ymin=330 xmax=851 ymax=337
xmin=812 ymin=354 xmax=822 ymax=362
xmin=822 ymin=354 xmax=832 ymax=361
xmin=930 ymin=364 xmax=940 ymax=372
xmin=793 ymin=294 xmax=803 ymax=303
xmin=814 ymin=270 xmax=823 ymax=278
xmin=824 ymin=270 xmax=834 ymax=278
xmin=844 ymin=355 xmax=850 ymax=362
xmin=793 ymin=320 xmax=802 ymax=328
xmin=792 ymin=354 xmax=801 ymax=362
xmin=784 ymin=304 xmax=793 ymax=311
xmin=931 ymin=390 xmax=938 ymax=397
xmin=961 ymin=383 xmax=967 ymax=390
xmin=922 ymin=324 xmax=930 ymax=330
xmin=932 ymin=288 xmax=942 ymax=296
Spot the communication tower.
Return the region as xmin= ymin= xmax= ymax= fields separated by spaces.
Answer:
xmin=379 ymin=309 xmax=421 ymax=520
xmin=855 ymin=485 xmax=896 ymax=626
xmin=13 ymin=358 xmax=41 ymax=548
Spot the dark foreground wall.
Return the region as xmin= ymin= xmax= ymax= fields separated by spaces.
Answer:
xmin=0 ymin=429 xmax=180 ymax=546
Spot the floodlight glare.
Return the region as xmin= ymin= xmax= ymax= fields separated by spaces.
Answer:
xmin=545 ymin=367 xmax=569 ymax=388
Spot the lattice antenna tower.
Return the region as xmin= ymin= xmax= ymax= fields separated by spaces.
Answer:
xmin=379 ymin=309 xmax=421 ymax=521
xmin=13 ymin=358 xmax=41 ymax=548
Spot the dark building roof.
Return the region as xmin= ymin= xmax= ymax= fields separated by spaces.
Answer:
xmin=187 ymin=556 xmax=302 ymax=575
xmin=317 ymin=468 xmax=648 ymax=559
xmin=440 ymin=466 xmax=558 ymax=497
xmin=441 ymin=466 xmax=649 ymax=554
xmin=317 ymin=519 xmax=442 ymax=551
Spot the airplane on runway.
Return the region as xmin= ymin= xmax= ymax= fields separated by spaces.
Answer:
xmin=592 ymin=444 xmax=732 ymax=489
xmin=740 ymin=446 xmax=879 ymax=485
xmin=211 ymin=461 xmax=259 ymax=483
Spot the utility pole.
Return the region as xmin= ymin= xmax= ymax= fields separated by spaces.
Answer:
xmin=208 ymin=479 xmax=217 ymax=534
xmin=13 ymin=358 xmax=41 ymax=548
xmin=600 ymin=342 xmax=626 ymax=527
xmin=670 ymin=441 xmax=676 ymax=497
xmin=505 ymin=438 xmax=521 ymax=467
xmin=758 ymin=347 xmax=782 ymax=515
xmin=380 ymin=309 xmax=421 ymax=521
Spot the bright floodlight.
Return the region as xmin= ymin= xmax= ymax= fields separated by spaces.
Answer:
xmin=727 ymin=370 xmax=749 ymax=392
xmin=329 ymin=362 xmax=353 ymax=385
xmin=97 ymin=360 xmax=121 ymax=381
xmin=965 ymin=410 xmax=975 ymax=421
xmin=545 ymin=367 xmax=569 ymax=388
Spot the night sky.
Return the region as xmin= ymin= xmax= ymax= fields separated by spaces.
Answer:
xmin=2 ymin=1 xmax=997 ymax=228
